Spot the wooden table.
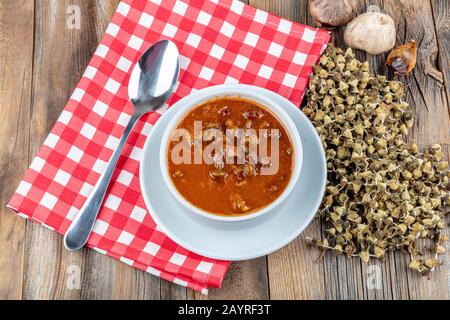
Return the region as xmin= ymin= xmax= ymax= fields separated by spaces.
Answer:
xmin=0 ymin=0 xmax=449 ymax=300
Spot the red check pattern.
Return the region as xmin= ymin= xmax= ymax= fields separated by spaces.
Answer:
xmin=7 ymin=0 xmax=330 ymax=294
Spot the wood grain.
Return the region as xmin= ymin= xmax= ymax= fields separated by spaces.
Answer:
xmin=383 ymin=0 xmax=450 ymax=299
xmin=431 ymin=0 xmax=450 ymax=103
xmin=0 ymin=0 xmax=448 ymax=300
xmin=0 ymin=0 xmax=34 ymax=300
xmin=22 ymin=0 xmax=116 ymax=300
xmin=260 ymin=0 xmax=450 ymax=300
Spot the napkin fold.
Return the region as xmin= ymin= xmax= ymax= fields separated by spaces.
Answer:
xmin=7 ymin=0 xmax=330 ymax=294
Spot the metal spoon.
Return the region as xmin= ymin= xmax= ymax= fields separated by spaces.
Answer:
xmin=64 ymin=40 xmax=180 ymax=251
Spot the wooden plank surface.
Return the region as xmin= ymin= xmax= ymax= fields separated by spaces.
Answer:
xmin=0 ymin=0 xmax=34 ymax=300
xmin=378 ymin=0 xmax=450 ymax=300
xmin=0 ymin=0 xmax=448 ymax=300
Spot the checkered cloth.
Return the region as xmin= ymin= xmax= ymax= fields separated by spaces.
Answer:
xmin=7 ymin=0 xmax=330 ymax=294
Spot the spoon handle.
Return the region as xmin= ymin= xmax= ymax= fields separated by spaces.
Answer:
xmin=63 ymin=114 xmax=141 ymax=251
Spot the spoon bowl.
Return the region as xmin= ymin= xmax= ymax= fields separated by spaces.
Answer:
xmin=63 ymin=40 xmax=180 ymax=251
xmin=129 ymin=40 xmax=180 ymax=111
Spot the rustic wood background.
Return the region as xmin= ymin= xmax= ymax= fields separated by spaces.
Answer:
xmin=0 ymin=0 xmax=448 ymax=300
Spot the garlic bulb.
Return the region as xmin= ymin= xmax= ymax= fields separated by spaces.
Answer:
xmin=309 ymin=0 xmax=359 ymax=27
xmin=344 ymin=12 xmax=396 ymax=55
xmin=386 ymin=40 xmax=417 ymax=75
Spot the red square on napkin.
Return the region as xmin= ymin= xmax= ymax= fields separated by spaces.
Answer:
xmin=8 ymin=0 xmax=330 ymax=294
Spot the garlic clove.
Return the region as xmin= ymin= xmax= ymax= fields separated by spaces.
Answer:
xmin=309 ymin=0 xmax=359 ymax=27
xmin=386 ymin=40 xmax=417 ymax=75
xmin=344 ymin=12 xmax=396 ymax=55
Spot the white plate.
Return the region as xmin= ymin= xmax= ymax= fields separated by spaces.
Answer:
xmin=140 ymin=84 xmax=327 ymax=261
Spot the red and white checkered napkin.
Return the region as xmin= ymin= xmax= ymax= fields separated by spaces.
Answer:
xmin=8 ymin=0 xmax=330 ymax=293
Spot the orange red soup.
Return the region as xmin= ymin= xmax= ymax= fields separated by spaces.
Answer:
xmin=167 ymin=97 xmax=294 ymax=216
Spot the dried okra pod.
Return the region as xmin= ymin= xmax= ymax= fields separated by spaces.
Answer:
xmin=305 ymin=45 xmax=450 ymax=274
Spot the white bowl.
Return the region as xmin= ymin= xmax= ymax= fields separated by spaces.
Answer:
xmin=159 ymin=86 xmax=303 ymax=222
xmin=140 ymin=84 xmax=326 ymax=260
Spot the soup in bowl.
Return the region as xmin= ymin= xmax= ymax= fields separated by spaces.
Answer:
xmin=160 ymin=89 xmax=302 ymax=222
